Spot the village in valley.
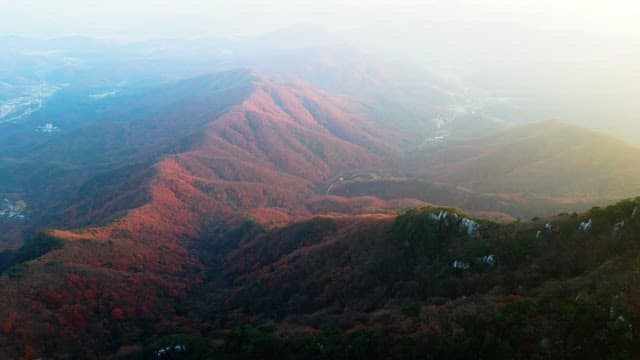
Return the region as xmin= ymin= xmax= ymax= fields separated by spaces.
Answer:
xmin=0 ymin=198 xmax=27 ymax=220
xmin=37 ymin=123 xmax=60 ymax=133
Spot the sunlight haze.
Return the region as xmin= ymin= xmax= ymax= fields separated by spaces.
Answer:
xmin=3 ymin=2 xmax=640 ymax=357
xmin=2 ymin=1 xmax=640 ymax=39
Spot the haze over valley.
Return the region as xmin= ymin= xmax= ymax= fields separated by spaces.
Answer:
xmin=1 ymin=1 xmax=640 ymax=358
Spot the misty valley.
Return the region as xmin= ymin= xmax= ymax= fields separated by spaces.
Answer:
xmin=2 ymin=4 xmax=640 ymax=359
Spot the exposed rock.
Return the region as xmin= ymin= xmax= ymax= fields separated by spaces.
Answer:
xmin=459 ymin=217 xmax=480 ymax=237
xmin=452 ymin=260 xmax=470 ymax=270
xmin=579 ymin=218 xmax=593 ymax=232
xmin=155 ymin=344 xmax=186 ymax=358
xmin=479 ymin=254 xmax=496 ymax=267
xmin=430 ymin=210 xmax=449 ymax=222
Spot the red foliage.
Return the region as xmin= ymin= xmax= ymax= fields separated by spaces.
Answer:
xmin=40 ymin=289 xmax=64 ymax=310
xmin=111 ymin=308 xmax=125 ymax=321
xmin=1 ymin=311 xmax=17 ymax=335
xmin=70 ymin=307 xmax=86 ymax=330
xmin=0 ymin=74 xmax=410 ymax=357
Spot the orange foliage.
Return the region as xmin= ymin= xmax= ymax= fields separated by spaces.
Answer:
xmin=0 ymin=73 xmax=410 ymax=357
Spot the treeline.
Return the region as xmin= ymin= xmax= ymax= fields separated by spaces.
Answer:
xmin=140 ymin=298 xmax=634 ymax=360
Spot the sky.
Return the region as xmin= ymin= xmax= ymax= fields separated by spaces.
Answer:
xmin=1 ymin=0 xmax=640 ymax=40
xmin=2 ymin=0 xmax=640 ymax=142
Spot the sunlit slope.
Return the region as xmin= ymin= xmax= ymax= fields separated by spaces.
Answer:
xmin=414 ymin=120 xmax=640 ymax=201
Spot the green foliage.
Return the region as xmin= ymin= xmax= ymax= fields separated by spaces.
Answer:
xmin=7 ymin=263 xmax=27 ymax=279
xmin=185 ymin=199 xmax=640 ymax=359
xmin=219 ymin=326 xmax=287 ymax=359
xmin=13 ymin=233 xmax=65 ymax=264
xmin=0 ymin=232 xmax=65 ymax=275
xmin=443 ymin=298 xmax=634 ymax=359
xmin=389 ymin=208 xmax=442 ymax=260
xmin=401 ymin=302 xmax=422 ymax=317
xmin=216 ymin=327 xmax=389 ymax=360
xmin=139 ymin=334 xmax=211 ymax=359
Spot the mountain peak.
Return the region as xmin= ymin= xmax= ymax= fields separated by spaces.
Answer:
xmin=176 ymin=68 xmax=267 ymax=92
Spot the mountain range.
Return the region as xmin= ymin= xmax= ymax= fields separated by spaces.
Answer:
xmin=1 ymin=43 xmax=640 ymax=358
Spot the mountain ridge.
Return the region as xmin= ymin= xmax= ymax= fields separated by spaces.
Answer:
xmin=415 ymin=120 xmax=640 ymax=198
xmin=2 ymin=70 xmax=640 ymax=357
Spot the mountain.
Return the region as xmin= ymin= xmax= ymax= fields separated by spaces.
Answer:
xmin=329 ymin=121 xmax=640 ymax=219
xmin=0 ymin=69 xmax=408 ymax=356
xmin=415 ymin=121 xmax=640 ymax=198
xmin=4 ymin=196 xmax=640 ymax=357
xmin=3 ymin=68 xmax=640 ymax=357
xmin=245 ymin=46 xmax=504 ymax=149
xmin=0 ymin=70 xmax=259 ymax=243
xmin=191 ymin=199 xmax=640 ymax=358
xmin=4 ymin=74 xmax=640 ymax=243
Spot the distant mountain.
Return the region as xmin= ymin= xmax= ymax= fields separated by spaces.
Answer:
xmin=0 ymin=69 xmax=412 ymax=245
xmin=4 ymin=77 xmax=640 ymax=243
xmin=415 ymin=120 xmax=640 ymax=199
xmin=328 ymin=121 xmax=640 ymax=219
xmin=0 ymin=70 xmax=259 ymax=241
xmin=3 ymin=69 xmax=640 ymax=357
xmin=0 ymin=34 xmax=508 ymax=154
xmin=5 ymin=26 xmax=640 ymax=358
xmin=247 ymin=46 xmax=484 ymax=148
xmin=0 ymin=68 xmax=412 ymax=357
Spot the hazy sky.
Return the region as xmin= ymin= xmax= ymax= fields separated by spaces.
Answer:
xmin=1 ymin=0 xmax=640 ymax=39
xmin=2 ymin=1 xmax=640 ymax=142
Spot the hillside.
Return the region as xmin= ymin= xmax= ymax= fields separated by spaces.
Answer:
xmin=4 ymin=196 xmax=640 ymax=357
xmin=0 ymin=69 xmax=412 ymax=357
xmin=168 ymin=199 xmax=640 ymax=358
xmin=251 ymin=46 xmax=507 ymax=149
xmin=0 ymin=69 xmax=406 ymax=244
xmin=0 ymin=69 xmax=259 ymax=244
xmin=414 ymin=121 xmax=640 ymax=199
xmin=327 ymin=121 xmax=640 ymax=219
xmin=3 ymin=70 xmax=640 ymax=357
xmin=5 ymin=11 xmax=640 ymax=359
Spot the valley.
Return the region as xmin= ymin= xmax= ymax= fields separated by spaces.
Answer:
xmin=3 ymin=70 xmax=638 ymax=244
xmin=0 ymin=27 xmax=640 ymax=358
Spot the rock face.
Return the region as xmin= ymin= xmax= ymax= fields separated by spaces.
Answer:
xmin=429 ymin=210 xmax=481 ymax=239
xmin=459 ymin=217 xmax=481 ymax=237
xmin=452 ymin=260 xmax=471 ymax=270
xmin=579 ymin=218 xmax=593 ymax=232
xmin=479 ymin=254 xmax=496 ymax=267
xmin=430 ymin=210 xmax=451 ymax=222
